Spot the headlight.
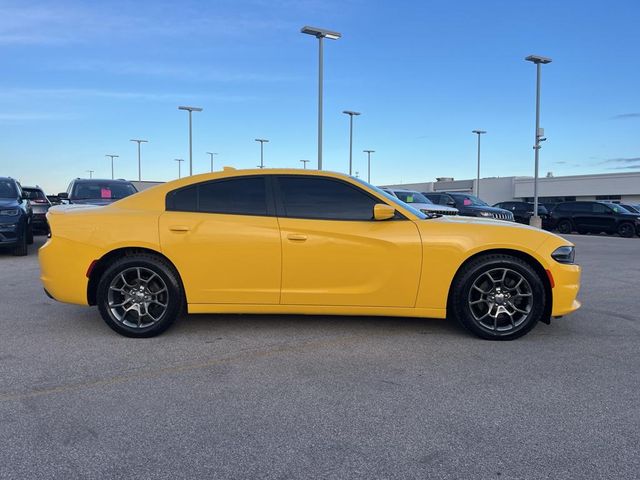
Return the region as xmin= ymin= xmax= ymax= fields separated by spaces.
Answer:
xmin=479 ymin=211 xmax=492 ymax=217
xmin=551 ymin=246 xmax=575 ymax=264
xmin=0 ymin=209 xmax=19 ymax=216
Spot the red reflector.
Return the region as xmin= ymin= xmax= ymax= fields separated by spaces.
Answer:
xmin=86 ymin=260 xmax=98 ymax=278
xmin=545 ymin=269 xmax=555 ymax=288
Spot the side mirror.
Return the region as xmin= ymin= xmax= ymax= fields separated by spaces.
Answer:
xmin=373 ymin=203 xmax=396 ymax=221
xmin=58 ymin=192 xmax=68 ymax=199
xmin=447 ymin=200 xmax=456 ymax=206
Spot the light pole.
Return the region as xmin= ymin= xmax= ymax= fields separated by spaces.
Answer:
xmin=342 ymin=110 xmax=361 ymax=175
xmin=174 ymin=158 xmax=185 ymax=178
xmin=255 ymin=139 xmax=269 ymax=168
xmin=471 ymin=130 xmax=486 ymax=198
xmin=86 ymin=170 xmax=94 ymax=179
xmin=130 ymin=139 xmax=148 ymax=181
xmin=525 ymin=54 xmax=552 ymax=228
xmin=301 ymin=26 xmax=342 ymax=170
xmin=206 ymin=152 xmax=218 ymax=172
xmin=106 ymin=154 xmax=119 ymax=180
xmin=300 ymin=159 xmax=310 ymax=169
xmin=178 ymin=105 xmax=203 ymax=176
xmin=363 ymin=150 xmax=375 ymax=183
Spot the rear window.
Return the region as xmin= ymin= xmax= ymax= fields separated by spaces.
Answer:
xmin=72 ymin=182 xmax=137 ymax=200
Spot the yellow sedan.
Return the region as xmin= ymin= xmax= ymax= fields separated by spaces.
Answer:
xmin=39 ymin=169 xmax=581 ymax=340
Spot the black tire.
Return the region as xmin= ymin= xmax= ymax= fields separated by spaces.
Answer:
xmin=617 ymin=222 xmax=634 ymax=238
xmin=557 ymin=220 xmax=573 ymax=235
xmin=96 ymin=254 xmax=184 ymax=338
xmin=12 ymin=230 xmax=27 ymax=256
xmin=449 ymin=254 xmax=547 ymax=340
xmin=26 ymin=223 xmax=34 ymax=245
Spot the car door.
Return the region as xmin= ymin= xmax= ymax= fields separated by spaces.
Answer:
xmin=159 ymin=175 xmax=281 ymax=305
xmin=570 ymin=202 xmax=592 ymax=230
xmin=590 ymin=203 xmax=616 ymax=232
xmin=274 ymin=175 xmax=422 ymax=307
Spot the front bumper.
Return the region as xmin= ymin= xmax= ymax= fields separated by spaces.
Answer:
xmin=0 ymin=223 xmax=19 ymax=245
xmin=550 ymin=263 xmax=582 ymax=317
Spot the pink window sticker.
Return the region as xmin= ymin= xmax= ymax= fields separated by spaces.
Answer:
xmin=101 ymin=188 xmax=112 ymax=199
xmin=463 ymin=198 xmax=472 ymax=206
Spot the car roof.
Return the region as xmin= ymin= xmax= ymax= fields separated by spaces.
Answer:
xmin=72 ymin=178 xmax=133 ymax=183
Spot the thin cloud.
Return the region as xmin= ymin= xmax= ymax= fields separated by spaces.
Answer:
xmin=601 ymin=157 xmax=640 ymax=164
xmin=608 ymin=165 xmax=640 ymax=170
xmin=0 ymin=112 xmax=77 ymax=121
xmin=611 ymin=113 xmax=640 ymax=119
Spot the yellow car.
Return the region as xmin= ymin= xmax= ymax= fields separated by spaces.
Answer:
xmin=39 ymin=169 xmax=581 ymax=340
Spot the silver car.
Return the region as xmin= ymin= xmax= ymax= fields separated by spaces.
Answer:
xmin=381 ymin=188 xmax=459 ymax=216
xmin=21 ymin=185 xmax=51 ymax=233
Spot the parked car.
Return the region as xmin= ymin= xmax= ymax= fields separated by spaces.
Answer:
xmin=621 ymin=204 xmax=640 ymax=214
xmin=40 ymin=169 xmax=581 ymax=341
xmin=424 ymin=192 xmax=514 ymax=221
xmin=0 ymin=177 xmax=33 ymax=256
xmin=548 ymin=201 xmax=640 ymax=237
xmin=380 ymin=188 xmax=458 ymax=216
xmin=21 ymin=185 xmax=51 ymax=233
xmin=59 ymin=178 xmax=138 ymax=206
xmin=493 ymin=201 xmax=549 ymax=225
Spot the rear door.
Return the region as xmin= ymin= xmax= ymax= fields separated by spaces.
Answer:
xmin=274 ymin=175 xmax=422 ymax=307
xmin=159 ymin=176 xmax=281 ymax=305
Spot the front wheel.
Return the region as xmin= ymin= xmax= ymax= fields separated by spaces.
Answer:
xmin=449 ymin=254 xmax=547 ymax=340
xmin=96 ymin=254 xmax=184 ymax=337
xmin=557 ymin=220 xmax=573 ymax=234
xmin=618 ymin=222 xmax=635 ymax=238
xmin=26 ymin=223 xmax=34 ymax=245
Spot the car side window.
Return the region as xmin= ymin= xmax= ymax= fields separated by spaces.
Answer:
xmin=592 ymin=203 xmax=609 ymax=214
xmin=166 ymin=177 xmax=267 ymax=216
xmin=572 ymin=203 xmax=591 ymax=213
xmin=277 ymin=176 xmax=378 ymax=221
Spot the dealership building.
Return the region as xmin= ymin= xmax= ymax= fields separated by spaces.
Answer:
xmin=384 ymin=171 xmax=640 ymax=206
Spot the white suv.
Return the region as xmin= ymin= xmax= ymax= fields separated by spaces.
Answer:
xmin=381 ymin=188 xmax=459 ymax=216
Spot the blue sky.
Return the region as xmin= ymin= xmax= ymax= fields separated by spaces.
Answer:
xmin=1 ymin=0 xmax=639 ymax=194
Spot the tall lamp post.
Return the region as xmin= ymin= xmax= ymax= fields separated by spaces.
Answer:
xmin=130 ymin=139 xmax=148 ymax=181
xmin=206 ymin=152 xmax=218 ymax=172
xmin=106 ymin=154 xmax=119 ymax=179
xmin=525 ymin=54 xmax=552 ymax=228
xmin=178 ymin=105 xmax=203 ymax=176
xmin=255 ymin=139 xmax=269 ymax=168
xmin=86 ymin=170 xmax=94 ymax=179
xmin=471 ymin=130 xmax=486 ymax=198
xmin=363 ymin=149 xmax=375 ymax=183
xmin=301 ymin=26 xmax=342 ymax=170
xmin=174 ymin=158 xmax=184 ymax=178
xmin=342 ymin=110 xmax=361 ymax=175
xmin=300 ymin=159 xmax=310 ymax=169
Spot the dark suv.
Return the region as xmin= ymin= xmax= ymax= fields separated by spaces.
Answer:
xmin=424 ymin=192 xmax=514 ymax=221
xmin=0 ymin=177 xmax=33 ymax=256
xmin=60 ymin=178 xmax=138 ymax=206
xmin=549 ymin=201 xmax=640 ymax=237
xmin=493 ymin=201 xmax=549 ymax=226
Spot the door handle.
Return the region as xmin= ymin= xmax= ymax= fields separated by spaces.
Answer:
xmin=169 ymin=225 xmax=190 ymax=232
xmin=287 ymin=233 xmax=308 ymax=242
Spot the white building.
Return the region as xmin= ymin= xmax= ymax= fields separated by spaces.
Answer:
xmin=384 ymin=171 xmax=640 ymax=206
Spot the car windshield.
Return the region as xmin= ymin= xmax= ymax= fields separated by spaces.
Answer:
xmin=610 ymin=204 xmax=633 ymax=214
xmin=622 ymin=204 xmax=640 ymax=213
xmin=351 ymin=177 xmax=428 ymax=219
xmin=22 ymin=188 xmax=46 ymax=200
xmin=0 ymin=180 xmax=18 ymax=199
xmin=393 ymin=191 xmax=433 ymax=204
xmin=72 ymin=182 xmax=137 ymax=200
xmin=456 ymin=194 xmax=488 ymax=207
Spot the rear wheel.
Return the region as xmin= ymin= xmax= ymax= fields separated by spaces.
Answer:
xmin=26 ymin=223 xmax=34 ymax=245
xmin=97 ymin=254 xmax=184 ymax=337
xmin=449 ymin=254 xmax=547 ymax=340
xmin=618 ymin=222 xmax=634 ymax=238
xmin=557 ymin=220 xmax=573 ymax=234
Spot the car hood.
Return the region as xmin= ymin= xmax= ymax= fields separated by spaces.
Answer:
xmin=70 ymin=198 xmax=117 ymax=206
xmin=463 ymin=205 xmax=510 ymax=214
xmin=410 ymin=202 xmax=458 ymax=213
xmin=0 ymin=198 xmax=19 ymax=208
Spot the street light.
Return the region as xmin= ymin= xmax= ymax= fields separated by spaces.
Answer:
xmin=174 ymin=158 xmax=185 ymax=178
xmin=206 ymin=152 xmax=218 ymax=172
xmin=471 ymin=130 xmax=486 ymax=197
xmin=105 ymin=154 xmax=119 ymax=180
xmin=343 ymin=110 xmax=361 ymax=175
xmin=130 ymin=139 xmax=148 ymax=181
xmin=301 ymin=25 xmax=342 ymax=170
xmin=300 ymin=159 xmax=310 ymax=169
xmin=86 ymin=170 xmax=94 ymax=179
xmin=525 ymin=54 xmax=552 ymax=228
xmin=178 ymin=105 xmax=203 ymax=176
xmin=255 ymin=139 xmax=269 ymax=168
xmin=363 ymin=150 xmax=375 ymax=183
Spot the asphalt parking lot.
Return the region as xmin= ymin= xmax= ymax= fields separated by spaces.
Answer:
xmin=0 ymin=234 xmax=638 ymax=480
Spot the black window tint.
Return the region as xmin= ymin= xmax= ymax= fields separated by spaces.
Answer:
xmin=278 ymin=176 xmax=377 ymax=220
xmin=167 ymin=185 xmax=197 ymax=211
xmin=572 ymin=203 xmax=591 ymax=213
xmin=592 ymin=203 xmax=609 ymax=214
xmin=199 ymin=177 xmax=266 ymax=215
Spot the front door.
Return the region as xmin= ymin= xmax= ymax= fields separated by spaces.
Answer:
xmin=274 ymin=175 xmax=422 ymax=307
xmin=159 ymin=176 xmax=281 ymax=305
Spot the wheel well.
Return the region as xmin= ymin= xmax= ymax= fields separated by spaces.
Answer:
xmin=87 ymin=247 xmax=185 ymax=306
xmin=447 ymin=248 xmax=552 ymax=324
